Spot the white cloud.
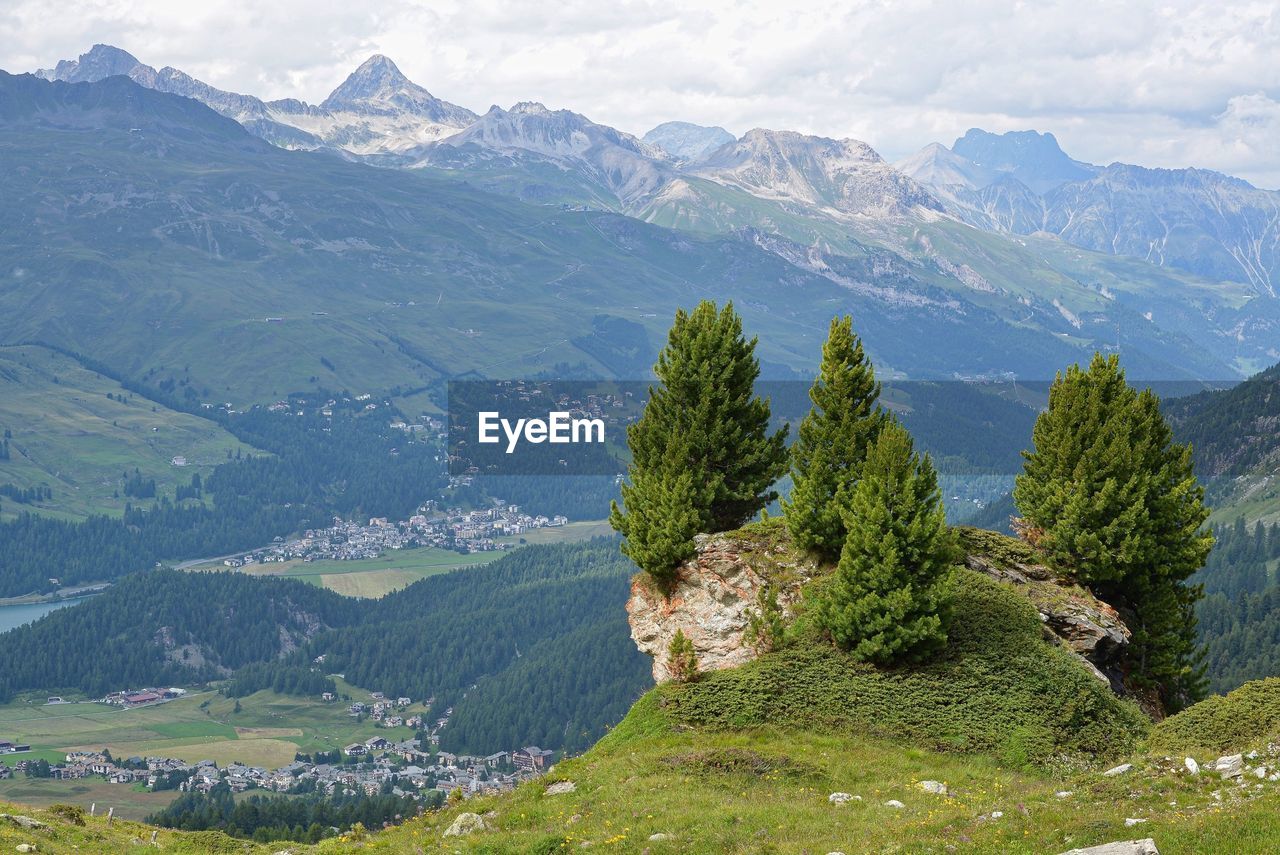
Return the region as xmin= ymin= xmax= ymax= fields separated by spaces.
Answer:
xmin=3 ymin=0 xmax=1279 ymax=187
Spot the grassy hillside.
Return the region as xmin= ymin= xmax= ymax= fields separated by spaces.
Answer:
xmin=1163 ymin=363 xmax=1280 ymax=524
xmin=0 ymin=346 xmax=255 ymax=521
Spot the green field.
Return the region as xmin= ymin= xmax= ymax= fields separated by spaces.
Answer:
xmin=187 ymin=520 xmax=614 ymax=597
xmin=0 ymin=345 xmax=257 ymax=521
xmin=0 ymin=680 xmax=426 ymax=817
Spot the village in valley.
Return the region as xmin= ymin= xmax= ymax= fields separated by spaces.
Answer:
xmin=220 ymin=500 xmax=569 ymax=568
xmin=1 ymin=688 xmax=556 ymax=802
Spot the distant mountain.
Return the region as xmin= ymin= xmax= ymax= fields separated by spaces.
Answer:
xmin=950 ymin=128 xmax=1097 ymax=193
xmin=642 ymin=121 xmax=735 ymax=162
xmin=417 ymin=101 xmax=671 ymax=206
xmin=692 ymin=128 xmax=940 ymax=216
xmin=893 ymin=142 xmax=995 ymax=192
xmin=2 ymin=70 xmax=1255 ymax=407
xmin=902 ymin=129 xmax=1280 ymax=297
xmin=34 ymin=44 xmax=475 ymax=155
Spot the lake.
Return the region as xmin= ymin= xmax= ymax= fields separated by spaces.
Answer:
xmin=0 ymin=596 xmax=93 ymax=634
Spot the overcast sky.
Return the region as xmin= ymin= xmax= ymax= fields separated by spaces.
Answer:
xmin=4 ymin=0 xmax=1279 ymax=188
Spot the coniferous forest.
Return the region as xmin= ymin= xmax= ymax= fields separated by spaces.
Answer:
xmin=0 ymin=539 xmax=650 ymax=755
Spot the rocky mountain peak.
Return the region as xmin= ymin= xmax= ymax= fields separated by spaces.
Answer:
xmin=320 ymin=55 xmax=476 ymax=125
xmin=695 ymin=128 xmax=939 ymax=215
xmin=952 ymin=128 xmax=1096 ymax=193
xmin=36 ymin=43 xmax=146 ymax=84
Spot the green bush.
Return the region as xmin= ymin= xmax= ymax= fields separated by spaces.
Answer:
xmin=1149 ymin=677 xmax=1280 ymax=753
xmin=653 ymin=570 xmax=1150 ymax=764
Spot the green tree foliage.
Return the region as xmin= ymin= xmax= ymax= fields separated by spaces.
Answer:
xmin=1012 ymin=353 xmax=1214 ymax=708
xmin=611 ymin=301 xmax=788 ymax=586
xmin=813 ymin=421 xmax=957 ymax=664
xmin=744 ymin=583 xmax=787 ymax=655
xmin=0 ymin=571 xmax=360 ymax=701
xmin=1196 ymin=519 xmax=1280 ymax=693
xmin=146 ymin=784 xmax=436 ymax=843
xmin=783 ymin=315 xmax=885 ymax=560
xmin=666 ymin=629 xmax=699 ymax=683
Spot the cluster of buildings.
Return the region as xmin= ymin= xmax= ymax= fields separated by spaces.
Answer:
xmin=99 ymin=687 xmax=187 ymax=707
xmin=221 ymin=501 xmax=567 ymax=567
xmin=6 ymin=739 xmax=554 ymax=801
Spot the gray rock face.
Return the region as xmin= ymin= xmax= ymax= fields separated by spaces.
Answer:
xmin=626 ymin=532 xmax=820 ymax=682
xmin=1057 ymin=839 xmax=1160 ymax=855
xmin=443 ymin=812 xmax=487 ymax=837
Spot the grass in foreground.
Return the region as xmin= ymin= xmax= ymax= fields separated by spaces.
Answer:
xmin=311 ymin=695 xmax=1280 ymax=854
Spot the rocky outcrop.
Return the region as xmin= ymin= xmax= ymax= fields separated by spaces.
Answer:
xmin=626 ymin=530 xmax=821 ymax=682
xmin=963 ymin=550 xmax=1130 ymax=691
xmin=627 ymin=525 xmax=1137 ymax=699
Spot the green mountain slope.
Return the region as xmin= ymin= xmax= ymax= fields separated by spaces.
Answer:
xmin=0 ymin=72 xmax=1256 ymax=404
xmin=0 ymin=345 xmax=256 ymax=521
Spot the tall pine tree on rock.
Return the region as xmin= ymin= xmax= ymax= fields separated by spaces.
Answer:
xmin=610 ymin=301 xmax=789 ymax=588
xmin=784 ymin=315 xmax=885 ymax=561
xmin=813 ymin=420 xmax=958 ymax=665
xmin=1013 ymin=353 xmax=1213 ymax=708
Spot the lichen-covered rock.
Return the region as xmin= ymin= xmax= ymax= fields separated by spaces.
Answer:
xmin=626 ymin=529 xmax=820 ymax=682
xmin=443 ymin=812 xmax=486 ymax=837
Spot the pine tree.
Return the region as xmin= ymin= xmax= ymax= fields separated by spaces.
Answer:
xmin=665 ymin=629 xmax=699 ymax=683
xmin=1012 ymin=353 xmax=1213 ymax=708
xmin=783 ymin=315 xmax=885 ymax=561
xmin=813 ymin=420 xmax=957 ymax=665
xmin=611 ymin=301 xmax=789 ymax=587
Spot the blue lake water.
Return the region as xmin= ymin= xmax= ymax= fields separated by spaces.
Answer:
xmin=0 ymin=596 xmax=92 ymax=634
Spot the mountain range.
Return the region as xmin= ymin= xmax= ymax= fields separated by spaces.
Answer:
xmin=8 ymin=43 xmax=1280 ymax=395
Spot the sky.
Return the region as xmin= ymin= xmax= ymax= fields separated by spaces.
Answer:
xmin=4 ymin=0 xmax=1280 ymax=188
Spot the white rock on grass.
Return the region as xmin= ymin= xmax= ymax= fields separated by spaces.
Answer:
xmin=1124 ymin=817 xmax=1148 ymax=826
xmin=1103 ymin=763 xmax=1133 ymax=777
xmin=1213 ymin=754 xmax=1243 ymax=778
xmin=917 ymin=780 xmax=948 ymax=795
xmin=1184 ymin=757 xmax=1199 ymax=775
xmin=443 ymin=813 xmax=487 ymax=837
xmin=827 ymin=792 xmax=857 ymax=805
xmin=648 ymin=833 xmax=672 ymax=841
xmin=1055 ymin=791 xmax=1073 ymax=799
xmin=991 ymin=810 xmax=1004 ymax=819
xmin=1057 ymin=839 xmax=1160 ymax=855
xmin=545 ymin=780 xmax=577 ymax=795
xmin=883 ymin=799 xmax=905 ymax=809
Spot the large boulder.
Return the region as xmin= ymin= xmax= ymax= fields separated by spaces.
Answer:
xmin=626 ymin=530 xmax=819 ymax=682
xmin=1058 ymin=840 xmax=1159 ymax=855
